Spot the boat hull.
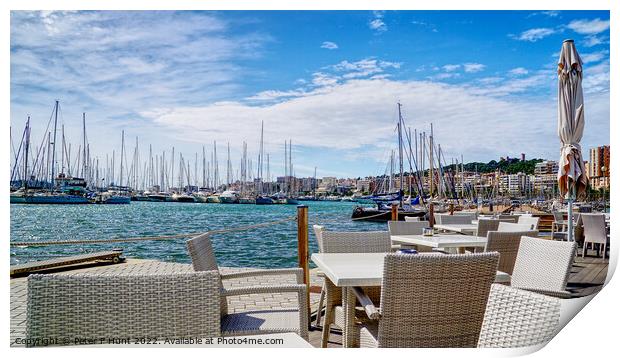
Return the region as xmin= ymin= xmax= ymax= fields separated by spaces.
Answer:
xmin=256 ymin=196 xmax=274 ymax=205
xmin=351 ymin=206 xmax=427 ymax=222
xmin=11 ymin=194 xmax=90 ymax=204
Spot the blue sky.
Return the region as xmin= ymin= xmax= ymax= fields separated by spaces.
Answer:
xmin=10 ymin=10 xmax=610 ymax=180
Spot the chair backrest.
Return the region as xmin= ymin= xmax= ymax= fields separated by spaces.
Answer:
xmin=485 ymin=230 xmax=538 ymax=275
xmin=186 ymin=233 xmax=220 ymax=272
xmin=581 ymin=214 xmax=607 ymax=244
xmin=376 ymin=252 xmax=500 ymax=347
xmin=404 ymin=216 xmax=420 ymax=222
xmin=517 ymin=216 xmax=540 ymax=230
xmin=321 ymin=231 xmax=391 ymax=253
xmin=511 ymin=236 xmax=577 ymax=294
xmin=439 ymin=215 xmax=473 ymax=225
xmin=552 ymin=211 xmax=564 ymax=222
xmin=476 ymin=219 xmax=500 ymax=238
xmin=497 ymin=222 xmax=533 ymax=232
xmin=498 ymin=215 xmax=518 ymax=223
xmin=478 ymin=284 xmax=560 ymax=348
xmin=313 ymin=225 xmax=325 ymax=252
xmin=186 ymin=234 xmax=228 ymax=316
xmin=454 ymin=212 xmax=478 ymax=219
xmin=26 ymin=271 xmax=221 ymax=346
xmin=388 ymin=221 xmax=429 ymax=236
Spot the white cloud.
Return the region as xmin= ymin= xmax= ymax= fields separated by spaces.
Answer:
xmin=567 ymin=18 xmax=610 ymax=35
xmin=331 ymin=58 xmax=401 ymax=79
xmin=142 ymin=77 xmax=608 ymax=164
xmin=369 ymin=11 xmax=387 ymax=32
xmin=509 ymin=67 xmax=529 ymax=76
xmin=583 ymin=35 xmax=606 ymax=47
xmin=514 ymin=28 xmax=556 ymax=42
xmin=442 ymin=64 xmax=460 ymax=72
xmin=311 ymin=72 xmax=339 ymax=87
xmin=320 ymin=41 xmax=338 ymax=50
xmin=463 ymin=63 xmax=486 ymax=73
xmin=580 ymin=51 xmax=608 ymax=64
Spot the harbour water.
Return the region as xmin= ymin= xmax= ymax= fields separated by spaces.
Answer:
xmin=10 ymin=201 xmax=383 ymax=268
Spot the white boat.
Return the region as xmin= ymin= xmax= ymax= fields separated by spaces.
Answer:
xmin=172 ymin=193 xmax=196 ymax=203
xmin=219 ymin=190 xmax=240 ymax=204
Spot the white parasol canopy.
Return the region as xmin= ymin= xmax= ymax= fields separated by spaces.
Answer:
xmin=557 ymin=39 xmax=588 ymax=199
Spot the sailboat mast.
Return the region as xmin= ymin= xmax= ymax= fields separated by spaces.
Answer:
xmin=119 ymin=130 xmax=125 ymax=187
xmin=397 ymin=103 xmax=404 ymax=207
xmin=24 ymin=116 xmax=30 ymax=189
xmin=82 ymin=112 xmax=86 ymax=179
xmin=50 ymin=100 xmax=59 ymax=189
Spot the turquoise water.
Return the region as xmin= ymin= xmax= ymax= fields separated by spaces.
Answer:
xmin=10 ymin=201 xmax=384 ymax=268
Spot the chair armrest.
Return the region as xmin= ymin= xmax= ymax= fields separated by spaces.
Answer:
xmin=518 ymin=287 xmax=572 ymax=299
xmin=222 ymin=284 xmax=306 ymax=297
xmin=352 ymin=287 xmax=381 ymax=320
xmin=221 ymin=268 xmax=303 ymax=284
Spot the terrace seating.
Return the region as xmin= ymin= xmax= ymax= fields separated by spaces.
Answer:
xmin=551 ymin=211 xmax=569 ymax=240
xmin=187 ymin=233 xmax=308 ymax=340
xmin=312 ymin=225 xmax=326 ymax=327
xmin=404 ymin=216 xmax=421 ymax=222
xmin=26 ymin=271 xmax=222 ymax=346
xmin=320 ymin=230 xmax=390 ymax=347
xmin=355 ymin=252 xmax=500 ymax=347
xmin=517 ymin=216 xmax=540 ymax=230
xmin=497 ymin=222 xmax=534 ymax=232
xmin=497 ymin=215 xmax=519 ymax=223
xmin=387 ymin=220 xmax=429 ymax=236
xmin=510 ymin=236 xmax=576 ymax=298
xmin=581 ymin=214 xmax=609 ymax=258
xmin=478 ymin=284 xmax=561 ymax=348
xmin=437 ymin=215 xmax=473 ymax=225
xmin=484 ymin=230 xmax=539 ymax=275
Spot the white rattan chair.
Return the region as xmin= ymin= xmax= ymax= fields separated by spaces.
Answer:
xmin=355 ymin=252 xmax=500 ymax=347
xmin=510 ymin=236 xmax=576 ymax=298
xmin=320 ymin=230 xmax=390 ymax=347
xmin=498 ymin=222 xmax=534 ymax=232
xmin=387 ymin=220 xmax=429 ymax=235
xmin=437 ymin=215 xmax=472 ymax=225
xmin=312 ymin=225 xmax=326 ymax=327
xmin=478 ymin=284 xmax=561 ymax=348
xmin=26 ymin=271 xmax=222 ymax=346
xmin=404 ymin=216 xmax=420 ymax=222
xmin=551 ymin=211 xmax=568 ymax=240
xmin=498 ymin=215 xmax=519 ymax=223
xmin=485 ymin=230 xmax=539 ymax=275
xmin=517 ymin=216 xmax=540 ymax=230
xmin=476 ymin=219 xmax=500 ymax=238
xmin=581 ymin=214 xmax=608 ymax=258
xmin=187 ymin=233 xmax=308 ymax=340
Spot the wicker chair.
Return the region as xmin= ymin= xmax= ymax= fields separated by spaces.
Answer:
xmin=485 ymin=230 xmax=538 ymax=275
xmin=320 ymin=230 xmax=390 ymax=347
xmin=387 ymin=220 xmax=429 ymax=235
xmin=312 ymin=225 xmax=326 ymax=327
xmin=581 ymin=214 xmax=608 ymax=258
xmin=356 ymin=252 xmax=500 ymax=347
xmin=478 ymin=284 xmax=561 ymax=348
xmin=498 ymin=215 xmax=519 ymax=223
xmin=26 ymin=271 xmax=222 ymax=346
xmin=404 ymin=216 xmax=421 ymax=222
xmin=551 ymin=211 xmax=568 ymax=239
xmin=498 ymin=222 xmax=534 ymax=232
xmin=510 ymin=236 xmax=576 ymax=298
xmin=517 ymin=216 xmax=540 ymax=230
xmin=476 ymin=219 xmax=500 ymax=238
xmin=437 ymin=215 xmax=472 ymax=225
xmin=186 ymin=233 xmax=308 ymax=340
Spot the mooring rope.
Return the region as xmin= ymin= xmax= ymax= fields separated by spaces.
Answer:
xmin=10 ymin=215 xmax=298 ymax=247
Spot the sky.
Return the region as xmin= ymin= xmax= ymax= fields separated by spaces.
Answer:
xmin=10 ymin=10 xmax=610 ymax=180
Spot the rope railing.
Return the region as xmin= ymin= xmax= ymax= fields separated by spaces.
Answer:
xmin=10 ymin=215 xmax=297 ymax=247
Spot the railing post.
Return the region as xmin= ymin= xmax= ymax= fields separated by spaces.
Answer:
xmin=429 ymin=202 xmax=435 ymax=227
xmin=297 ymin=205 xmax=310 ymax=325
xmin=449 ymin=203 xmax=455 ymax=215
xmin=391 ymin=203 xmax=398 ymax=221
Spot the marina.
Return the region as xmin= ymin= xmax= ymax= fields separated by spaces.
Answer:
xmin=8 ymin=8 xmax=613 ymax=352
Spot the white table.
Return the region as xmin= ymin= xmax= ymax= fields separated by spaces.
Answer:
xmin=311 ymin=252 xmax=510 ymax=347
xmin=391 ymin=234 xmax=487 ymax=252
xmin=434 ymin=224 xmax=478 ymax=235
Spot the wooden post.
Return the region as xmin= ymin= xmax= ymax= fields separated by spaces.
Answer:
xmin=391 ymin=203 xmax=398 ymax=221
xmin=429 ymin=203 xmax=435 ymax=227
xmin=449 ymin=203 xmax=455 ymax=215
xmin=297 ymin=205 xmax=310 ymax=326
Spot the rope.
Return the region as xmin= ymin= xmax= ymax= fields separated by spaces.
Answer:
xmin=10 ymin=215 xmax=297 ymax=247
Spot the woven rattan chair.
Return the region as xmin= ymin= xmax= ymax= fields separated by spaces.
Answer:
xmin=186 ymin=233 xmax=308 ymax=340
xmin=356 ymin=252 xmax=500 ymax=348
xmin=478 ymin=284 xmax=561 ymax=348
xmin=498 ymin=222 xmax=534 ymax=232
xmin=510 ymin=236 xmax=576 ymax=298
xmin=404 ymin=216 xmax=420 ymax=222
xmin=581 ymin=214 xmax=608 ymax=258
xmin=485 ymin=230 xmax=538 ymax=275
xmin=498 ymin=215 xmax=519 ymax=223
xmin=552 ymin=211 xmax=568 ymax=239
xmin=387 ymin=220 xmax=429 ymax=235
xmin=312 ymin=225 xmax=327 ymax=327
xmin=437 ymin=215 xmax=472 ymax=225
xmin=517 ymin=216 xmax=540 ymax=230
xmin=476 ymin=219 xmax=500 ymax=238
xmin=26 ymin=271 xmax=222 ymax=346
xmin=320 ymin=230 xmax=390 ymax=347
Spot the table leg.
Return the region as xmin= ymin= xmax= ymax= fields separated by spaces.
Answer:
xmin=343 ymin=287 xmax=356 ymax=348
xmin=458 ymin=247 xmax=466 ymax=254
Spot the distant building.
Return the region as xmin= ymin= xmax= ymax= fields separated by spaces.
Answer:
xmin=534 ymin=160 xmax=559 ymax=176
xmin=588 ymin=145 xmax=610 ymax=189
